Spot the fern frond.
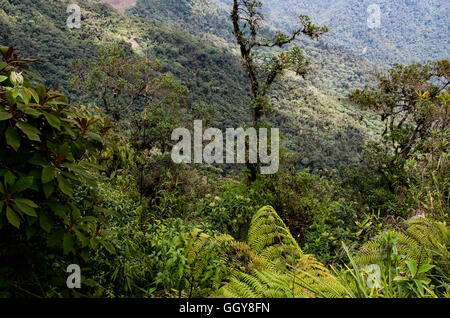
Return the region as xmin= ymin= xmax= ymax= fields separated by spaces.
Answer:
xmin=248 ymin=206 xmax=303 ymax=271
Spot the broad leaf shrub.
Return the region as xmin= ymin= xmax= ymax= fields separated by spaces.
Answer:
xmin=197 ymin=181 xmax=257 ymax=240
xmin=0 ymin=46 xmax=111 ymax=296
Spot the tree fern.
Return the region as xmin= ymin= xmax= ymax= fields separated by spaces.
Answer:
xmin=248 ymin=206 xmax=304 ymax=271
xmin=215 ymin=206 xmax=344 ymax=298
xmin=355 ymin=218 xmax=449 ymax=270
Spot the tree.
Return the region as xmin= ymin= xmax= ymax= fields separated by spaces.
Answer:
xmin=230 ymin=0 xmax=328 ymax=180
xmin=350 ymin=60 xmax=449 ymax=161
xmin=345 ymin=60 xmax=449 ymax=215
xmin=71 ymin=42 xmax=164 ymax=122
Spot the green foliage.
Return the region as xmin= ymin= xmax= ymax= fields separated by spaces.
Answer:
xmin=248 ymin=169 xmax=332 ymax=243
xmin=234 ymin=0 xmax=449 ymax=65
xmin=304 ymin=202 xmax=375 ymax=264
xmin=0 ymin=0 xmax=448 ymax=300
xmin=0 ymin=45 xmax=110 ymax=254
xmin=247 ymin=206 xmax=304 ymax=271
xmin=405 ymin=91 xmax=449 ymax=220
xmin=216 ymin=206 xmax=345 ymax=298
xmin=219 ymin=269 xmax=299 ymax=298
xmin=338 ymin=147 xmax=408 ymax=217
xmin=356 ymin=218 xmax=449 ymax=293
xmin=197 ymin=182 xmax=257 ymax=240
xmin=344 ymin=60 xmax=449 ymax=218
xmin=131 ymin=0 xmax=381 ymax=173
xmin=350 ymin=60 xmax=449 ymax=162
xmin=72 ymin=42 xmax=190 ymax=123
xmin=134 ymin=153 xmax=213 ymax=220
xmin=230 ymin=0 xmax=328 ymax=178
xmin=0 ymin=0 xmax=383 ymax=174
xmin=297 ymin=218 xmax=449 ymax=298
xmin=89 ymin=177 xmax=229 ymax=297
xmin=0 ymin=45 xmax=115 ymax=297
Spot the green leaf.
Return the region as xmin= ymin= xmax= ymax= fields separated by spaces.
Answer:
xmin=5 ymin=126 xmax=20 ymax=151
xmin=11 ymin=88 xmax=19 ymax=99
xmin=99 ymin=239 xmax=116 ymax=255
xmin=63 ymin=233 xmax=75 ymax=254
xmin=393 ymin=275 xmax=409 ymax=282
xmin=4 ymin=170 xmax=16 ymax=186
xmin=0 ymin=75 xmax=7 ymax=82
xmin=27 ymin=88 xmax=40 ymax=104
xmin=18 ymin=88 xmax=30 ymax=104
xmin=14 ymin=198 xmax=38 ymax=208
xmin=25 ymin=224 xmax=37 ymax=240
xmin=12 ymin=176 xmax=34 ymax=193
xmin=47 ymin=229 xmax=63 ymax=247
xmin=405 ymin=260 xmax=417 ymax=277
xmin=74 ymin=230 xmax=89 ymax=248
xmin=6 ymin=206 xmax=20 ymax=228
xmin=35 ymin=84 xmax=46 ymax=98
xmin=13 ymin=201 xmax=37 ymax=217
xmin=41 ymin=166 xmax=55 ymax=184
xmin=21 ymin=107 xmax=41 ymax=118
xmin=42 ymin=111 xmax=61 ymax=130
xmin=85 ymin=132 xmax=102 ymax=143
xmin=39 ymin=211 xmax=52 ymax=233
xmin=90 ymin=237 xmax=99 ymax=249
xmin=61 ymin=122 xmax=75 ymax=138
xmin=96 ymin=206 xmax=120 ymax=218
xmin=414 ymin=280 xmax=424 ymax=296
xmin=48 ymin=201 xmax=68 ymax=222
xmin=81 ymin=216 xmax=97 ymax=223
xmin=43 ymin=182 xmax=55 ymax=198
xmin=418 ymin=264 xmax=435 ymax=274
xmin=29 ymin=153 xmax=47 ymax=166
xmin=0 ymin=110 xmax=12 ymax=121
xmin=16 ymin=121 xmax=41 ymax=142
xmin=57 ymin=174 xmax=73 ymax=197
xmin=80 ymin=248 xmax=90 ymax=262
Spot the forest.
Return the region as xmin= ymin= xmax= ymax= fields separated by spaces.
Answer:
xmin=0 ymin=0 xmax=448 ymax=300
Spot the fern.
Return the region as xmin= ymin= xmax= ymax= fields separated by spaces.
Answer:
xmin=248 ymin=206 xmax=304 ymax=271
xmin=209 ymin=207 xmax=450 ymax=298
xmin=218 ymin=270 xmax=303 ymax=298
xmin=214 ymin=206 xmax=346 ymax=298
xmin=355 ymin=218 xmax=449 ymax=271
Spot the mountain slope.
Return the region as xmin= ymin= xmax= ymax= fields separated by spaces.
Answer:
xmin=223 ymin=0 xmax=449 ymax=65
xmin=0 ymin=0 xmax=250 ymax=125
xmin=133 ymin=0 xmax=449 ymax=65
xmin=0 ymin=0 xmax=382 ymax=172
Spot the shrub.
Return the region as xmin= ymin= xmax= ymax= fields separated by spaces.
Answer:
xmin=196 ymin=181 xmax=257 ymax=240
xmin=0 ymin=46 xmax=111 ymax=296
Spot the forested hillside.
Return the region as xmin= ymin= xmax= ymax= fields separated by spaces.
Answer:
xmin=219 ymin=0 xmax=450 ymax=65
xmin=0 ymin=0 xmax=448 ymax=300
xmin=0 ymin=0 xmax=382 ymax=172
xmin=130 ymin=0 xmax=384 ymax=171
xmin=138 ymin=0 xmax=449 ymax=65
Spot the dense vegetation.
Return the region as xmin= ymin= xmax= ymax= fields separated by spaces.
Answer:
xmin=0 ymin=0 xmax=448 ymax=299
